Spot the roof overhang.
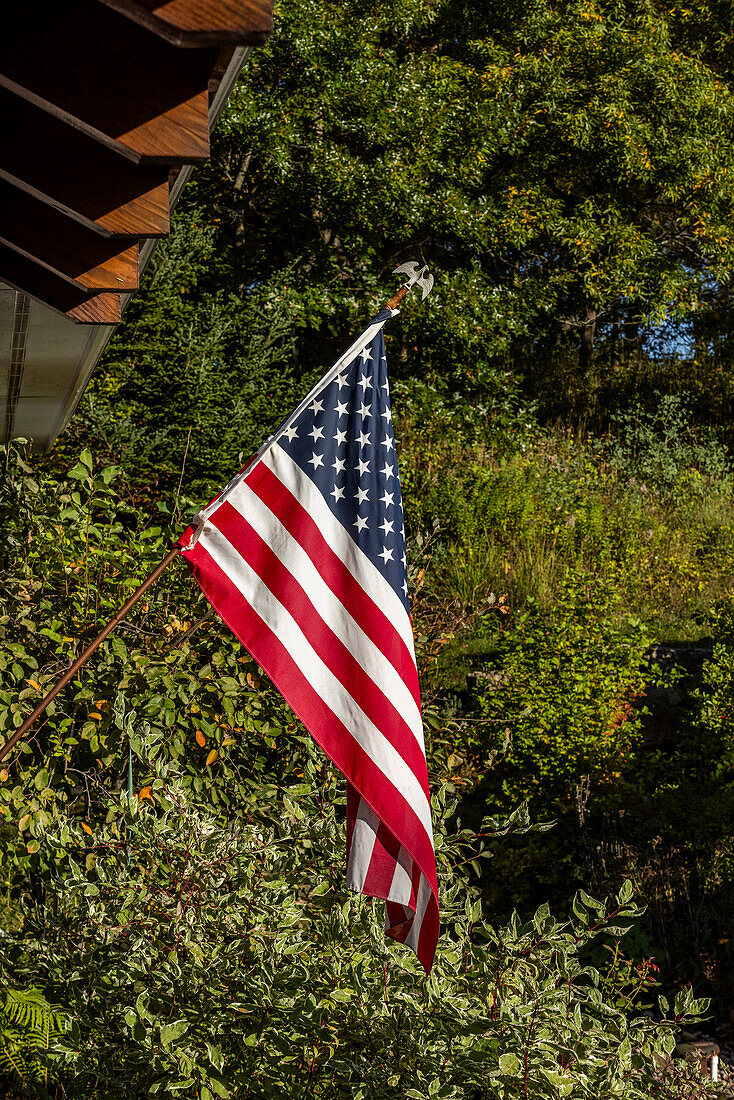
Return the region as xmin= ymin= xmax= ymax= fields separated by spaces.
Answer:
xmin=0 ymin=0 xmax=270 ymax=448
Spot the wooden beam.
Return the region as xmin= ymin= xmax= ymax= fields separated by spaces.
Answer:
xmin=68 ymin=295 xmax=124 ymax=325
xmin=0 ymin=91 xmax=170 ymax=238
xmin=97 ymin=0 xmax=272 ymax=47
xmin=0 ymin=247 xmax=121 ymax=325
xmin=0 ymin=182 xmax=139 ymax=292
xmin=1 ymin=0 xmax=214 ymax=163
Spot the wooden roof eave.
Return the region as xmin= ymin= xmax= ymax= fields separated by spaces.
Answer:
xmin=0 ymin=0 xmax=270 ymax=446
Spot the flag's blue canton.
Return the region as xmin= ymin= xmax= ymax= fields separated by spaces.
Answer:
xmin=276 ymin=313 xmax=409 ymax=610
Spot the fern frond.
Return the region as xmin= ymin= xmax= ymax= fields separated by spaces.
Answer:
xmin=2 ymin=988 xmax=61 ymax=1037
xmin=0 ymin=987 xmax=64 ymax=1094
xmin=0 ymin=1030 xmax=33 ymax=1085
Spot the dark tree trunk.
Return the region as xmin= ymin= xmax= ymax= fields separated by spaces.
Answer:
xmin=579 ymin=308 xmax=596 ymax=370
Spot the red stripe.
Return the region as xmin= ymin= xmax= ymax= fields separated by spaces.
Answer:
xmin=346 ymin=788 xmax=413 ymax=904
xmin=245 ymin=461 xmax=421 ymax=709
xmin=182 ymin=539 xmax=438 ymax=896
xmin=385 ymin=900 xmax=408 ymax=929
xmin=210 ymin=502 xmax=430 ymax=797
xmin=362 ymin=820 xmax=415 ymax=904
xmin=385 ymin=881 xmax=440 ymax=973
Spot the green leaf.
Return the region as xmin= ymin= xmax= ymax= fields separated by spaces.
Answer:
xmin=67 ymin=463 xmax=91 ymax=482
xmin=498 ymin=1053 xmax=520 ymax=1075
xmin=208 ymin=1078 xmax=230 ymax=1098
xmin=617 ymin=879 xmax=634 ymax=904
xmin=160 ymin=1020 xmax=189 ymax=1049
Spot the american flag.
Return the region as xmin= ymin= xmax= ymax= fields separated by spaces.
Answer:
xmin=178 ymin=307 xmax=439 ymax=972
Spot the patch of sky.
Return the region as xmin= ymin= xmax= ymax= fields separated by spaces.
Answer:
xmin=642 ymin=317 xmax=697 ymax=361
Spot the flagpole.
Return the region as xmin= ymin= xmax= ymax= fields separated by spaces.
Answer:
xmin=2 ymin=262 xmax=433 ymax=763
xmin=385 ymin=285 xmax=409 ymax=310
xmin=0 ymin=544 xmax=181 ymax=764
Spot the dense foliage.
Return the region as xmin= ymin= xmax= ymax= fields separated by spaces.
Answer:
xmin=202 ymin=0 xmax=734 ymax=382
xmin=0 ymin=443 xmax=715 ymax=1098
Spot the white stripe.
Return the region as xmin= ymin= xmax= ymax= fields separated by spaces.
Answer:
xmin=403 ymin=873 xmax=432 ymax=952
xmin=264 ymin=445 xmax=416 ymax=658
xmin=347 ymin=800 xmax=416 ymax=906
xmin=387 ymin=843 xmax=414 ymax=907
xmin=346 ymin=798 xmax=380 ymax=892
xmin=199 ymin=523 xmax=434 ymax=842
xmin=227 ymin=480 xmax=424 ymax=750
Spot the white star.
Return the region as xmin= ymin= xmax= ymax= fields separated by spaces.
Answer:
xmin=333 ymin=456 xmax=346 ymax=474
xmin=357 ymin=431 xmax=371 ymax=448
xmin=358 ymin=402 xmax=372 ymax=418
xmin=283 ymin=424 xmax=298 ymax=442
xmin=308 ymin=453 xmax=324 ymax=470
xmin=333 ymin=428 xmax=347 ymax=445
xmin=358 ymin=373 xmax=373 ymax=392
xmin=335 ymin=400 xmax=348 ymax=419
xmin=379 ymin=546 xmax=394 ymax=564
xmin=381 ymin=407 xmax=393 ymax=423
xmin=310 ymin=398 xmax=324 ymax=414
xmin=401 ymin=552 xmax=407 ymax=567
xmin=381 ymin=379 xmax=390 ymax=393
xmin=402 ymin=579 xmax=408 ymax=595
xmin=330 ymin=484 xmax=345 ymax=502
xmin=335 ymin=372 xmax=348 ymax=389
xmin=380 ymin=518 xmax=394 ymax=536
xmin=381 ymin=463 xmax=394 ymax=480
xmin=356 ymin=458 xmax=370 ymax=477
xmin=309 ymin=425 xmax=324 ymax=442
xmin=359 ymin=346 xmax=372 ymax=365
xmin=354 ymin=515 xmax=368 ymax=533
xmin=380 ymin=490 xmax=394 ymax=508
xmin=355 ymin=487 xmax=369 ymax=504
xmin=380 ymin=436 xmax=394 ymax=451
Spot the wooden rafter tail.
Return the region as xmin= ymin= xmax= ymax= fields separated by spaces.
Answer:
xmin=0 ymin=246 xmax=122 ymax=324
xmin=0 ymin=89 xmax=171 ymax=237
xmin=0 ymin=181 xmax=140 ymax=292
xmin=1 ymin=1 xmax=214 ymax=164
xmin=98 ymin=0 xmax=273 ymax=48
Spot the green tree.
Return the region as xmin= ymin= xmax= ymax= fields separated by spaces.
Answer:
xmin=58 ymin=220 xmax=299 ymax=498
xmin=70 ymin=0 xmax=734 ymax=495
xmin=192 ymin=0 xmax=734 ymax=385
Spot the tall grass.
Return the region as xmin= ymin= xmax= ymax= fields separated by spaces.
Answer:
xmin=400 ymin=411 xmax=734 ymax=640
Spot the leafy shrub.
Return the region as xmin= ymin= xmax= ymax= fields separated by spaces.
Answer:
xmin=474 ymin=572 xmax=649 ymax=814
xmin=611 ymin=598 xmax=734 ymax=1013
xmin=607 ymin=393 xmax=732 ymax=493
xmin=449 ymin=572 xmax=650 ymax=912
xmin=0 ymin=445 xmax=713 ymax=1099
xmin=0 ymin=739 xmax=709 ymax=1100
